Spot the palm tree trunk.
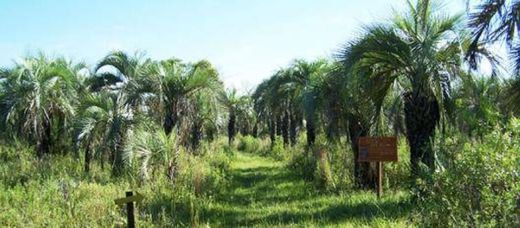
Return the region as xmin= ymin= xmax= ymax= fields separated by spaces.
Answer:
xmin=112 ymin=130 xmax=127 ymax=176
xmin=289 ymin=113 xmax=298 ymax=146
xmin=84 ymin=141 xmax=92 ymax=173
xmin=326 ymin=98 xmax=341 ymax=140
xmin=101 ymin=152 xmax=105 ymax=170
xmin=252 ymin=122 xmax=258 ymax=138
xmin=269 ymin=118 xmax=276 ymax=147
xmin=36 ymin=139 xmax=45 ymax=158
xmin=404 ymin=91 xmax=440 ymax=175
xmin=282 ymin=111 xmax=289 ymax=146
xmin=163 ymin=104 xmax=178 ymax=135
xmin=348 ymin=115 xmax=375 ymax=189
xmin=37 ymin=119 xmax=52 ymax=158
xmin=276 ymin=115 xmax=283 ymax=136
xmin=240 ymin=121 xmax=250 ymax=136
xmin=228 ymin=110 xmax=236 ymax=145
xmin=191 ymin=120 xmax=203 ymax=150
xmin=306 ymin=118 xmax=315 ymax=146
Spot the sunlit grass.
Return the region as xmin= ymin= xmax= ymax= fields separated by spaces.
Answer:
xmin=0 ymin=142 xmax=413 ymax=227
xmin=201 ymin=152 xmax=412 ymax=227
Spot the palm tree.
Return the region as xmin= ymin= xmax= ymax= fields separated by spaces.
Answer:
xmin=221 ymin=88 xmax=241 ymax=145
xmin=452 ymin=73 xmax=503 ymax=138
xmin=127 ymin=124 xmax=176 ymax=182
xmin=95 ymin=52 xmax=223 ymax=141
xmin=252 ymin=60 xmax=329 ymax=148
xmin=235 ymin=95 xmax=255 ymax=137
xmin=273 ymin=69 xmax=297 ymax=146
xmin=76 ymin=91 xmax=133 ymax=175
xmin=95 ymin=51 xmax=150 ymax=83
xmin=468 ymin=1 xmax=520 ymax=112
xmin=187 ymin=87 xmax=221 ymax=150
xmin=252 ymin=74 xmax=286 ymax=147
xmin=326 ymin=58 xmax=380 ymax=188
xmin=252 ymin=79 xmax=276 ymax=144
xmin=0 ymin=55 xmax=79 ymax=157
xmin=289 ymin=59 xmax=330 ymax=146
xmin=152 ymin=59 xmax=222 ymax=137
xmin=467 ymin=0 xmax=520 ymax=73
xmin=344 ymin=0 xmax=465 ymax=174
xmin=95 ymin=51 xmax=155 ymax=109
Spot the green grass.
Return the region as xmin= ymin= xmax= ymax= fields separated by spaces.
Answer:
xmin=0 ymin=142 xmax=414 ymax=227
xmin=200 ymin=152 xmax=413 ymax=227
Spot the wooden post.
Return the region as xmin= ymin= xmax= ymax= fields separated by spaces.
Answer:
xmin=126 ymin=191 xmax=135 ymax=228
xmin=377 ymin=162 xmax=383 ymax=198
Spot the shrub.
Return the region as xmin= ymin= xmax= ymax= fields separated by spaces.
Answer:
xmin=325 ymin=141 xmax=355 ymax=192
xmin=415 ymin=120 xmax=520 ymax=226
xmin=236 ymin=135 xmax=261 ymax=153
xmin=384 ymin=137 xmax=411 ymax=189
xmin=313 ymin=146 xmax=335 ymax=191
xmin=287 ymin=136 xmax=352 ymax=191
xmin=272 ymin=136 xmax=287 ymax=159
xmin=288 ymin=148 xmax=316 ymax=181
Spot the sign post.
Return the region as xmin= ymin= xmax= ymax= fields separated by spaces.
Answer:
xmin=126 ymin=191 xmax=135 ymax=228
xmin=377 ymin=162 xmax=383 ymax=198
xmin=115 ymin=191 xmax=145 ymax=228
xmin=357 ymin=137 xmax=397 ymax=198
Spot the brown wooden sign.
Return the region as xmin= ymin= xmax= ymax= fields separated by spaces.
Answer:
xmin=357 ymin=137 xmax=397 ymax=162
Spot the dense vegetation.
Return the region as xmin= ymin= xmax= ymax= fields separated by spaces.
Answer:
xmin=1 ymin=0 xmax=519 ymax=226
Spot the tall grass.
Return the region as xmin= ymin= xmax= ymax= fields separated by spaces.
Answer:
xmin=0 ymin=137 xmax=232 ymax=227
xmin=1 ymin=122 xmax=519 ymax=226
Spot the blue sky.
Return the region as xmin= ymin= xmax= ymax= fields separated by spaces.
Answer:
xmin=0 ymin=0 xmax=466 ymax=92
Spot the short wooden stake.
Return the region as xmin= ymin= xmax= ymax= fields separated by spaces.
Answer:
xmin=377 ymin=162 xmax=383 ymax=198
xmin=126 ymin=191 xmax=135 ymax=228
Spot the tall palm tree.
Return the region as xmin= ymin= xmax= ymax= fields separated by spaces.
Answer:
xmin=275 ymin=69 xmax=299 ymax=146
xmin=221 ymin=88 xmax=241 ymax=145
xmin=0 ymin=55 xmax=79 ymax=157
xmin=252 ymin=60 xmax=329 ymax=147
xmin=452 ymin=73 xmax=503 ymax=137
xmin=76 ymin=91 xmax=133 ymax=175
xmin=235 ymin=95 xmax=255 ymax=137
xmin=469 ymin=1 xmax=520 ymax=112
xmin=283 ymin=59 xmax=330 ymax=146
xmin=95 ymin=51 xmax=155 ymax=109
xmin=95 ymin=52 xmax=223 ymax=142
xmin=187 ymin=85 xmax=221 ymax=150
xmin=345 ymin=0 xmax=465 ymax=174
xmin=252 ymin=73 xmax=287 ymax=147
xmin=252 ymin=79 xmax=276 ymax=144
xmin=328 ymin=56 xmax=380 ymax=188
xmin=467 ymin=0 xmax=520 ymax=73
xmin=153 ymin=59 xmax=222 ymax=137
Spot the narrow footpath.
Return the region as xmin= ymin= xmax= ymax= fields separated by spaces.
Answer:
xmin=201 ymin=152 xmax=411 ymax=227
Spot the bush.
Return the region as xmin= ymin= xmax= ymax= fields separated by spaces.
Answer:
xmin=415 ymin=120 xmax=520 ymax=226
xmin=288 ymin=148 xmax=316 ymax=181
xmin=287 ymin=136 xmax=353 ymax=192
xmin=322 ymin=137 xmax=358 ymax=192
xmin=236 ymin=135 xmax=261 ymax=153
xmin=384 ymin=137 xmax=411 ymax=189
xmin=313 ymin=145 xmax=335 ymax=191
xmin=272 ymin=136 xmax=286 ymax=159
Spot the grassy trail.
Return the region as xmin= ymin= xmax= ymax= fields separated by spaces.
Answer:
xmin=201 ymin=152 xmax=412 ymax=227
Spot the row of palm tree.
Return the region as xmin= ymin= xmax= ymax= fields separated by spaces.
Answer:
xmin=0 ymin=52 xmax=254 ymax=176
xmin=1 ymin=0 xmax=518 ymax=185
xmin=251 ymin=0 xmax=519 ymax=188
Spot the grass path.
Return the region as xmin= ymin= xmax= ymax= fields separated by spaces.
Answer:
xmin=201 ymin=152 xmax=412 ymax=227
